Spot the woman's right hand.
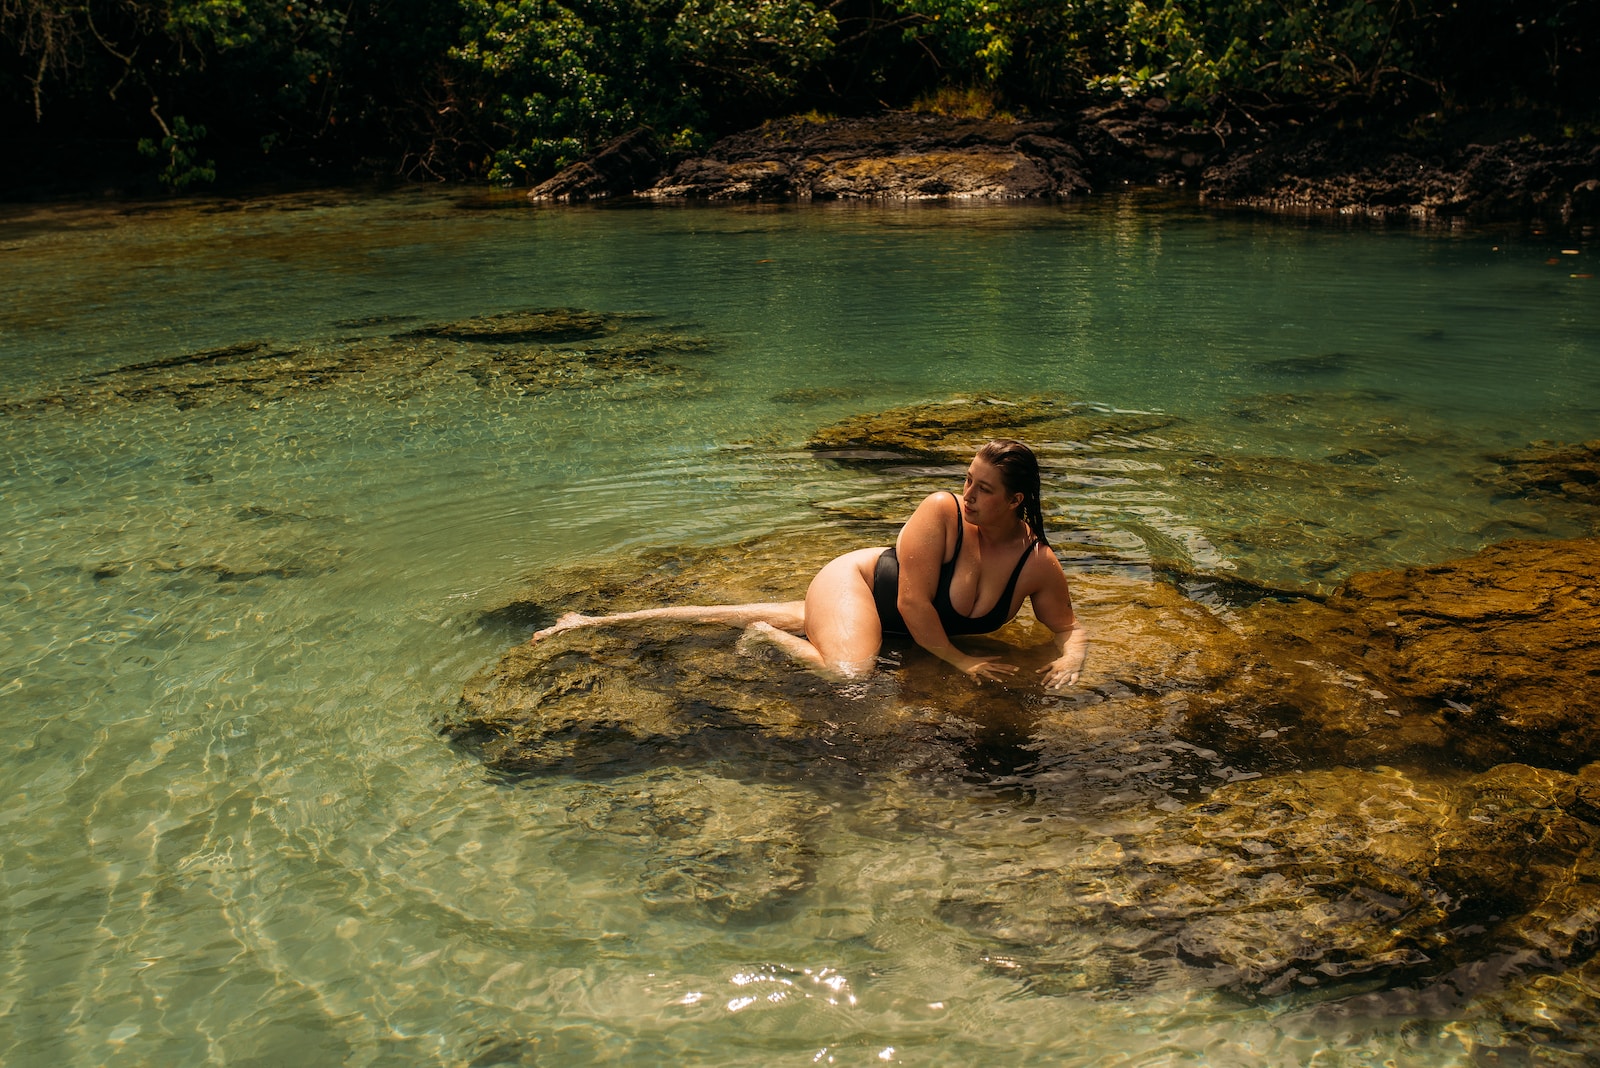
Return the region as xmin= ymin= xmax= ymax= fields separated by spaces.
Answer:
xmin=960 ymin=654 xmax=1018 ymax=683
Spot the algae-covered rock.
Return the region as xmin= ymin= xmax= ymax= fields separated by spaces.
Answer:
xmin=448 ymin=523 xmax=1277 ymax=801
xmin=450 ymin=621 xmax=816 ymax=776
xmin=1173 ymin=763 xmax=1600 ymax=992
xmin=641 ymin=113 xmax=1092 ymax=201
xmin=1487 ymin=439 xmax=1600 ymax=511
xmin=1233 ymin=537 xmax=1600 ymax=768
xmin=450 ymin=530 xmax=860 ymax=775
xmin=0 ymin=308 xmax=704 ymax=415
xmin=397 ymin=308 xmax=617 ymax=344
xmin=563 ymin=768 xmax=820 ymax=920
xmin=806 ymin=396 xmax=1179 ymax=462
xmin=452 ymin=524 xmax=1600 ymax=997
xmin=1023 ymin=572 xmax=1263 ymax=794
xmin=940 ymin=763 xmax=1600 ymax=999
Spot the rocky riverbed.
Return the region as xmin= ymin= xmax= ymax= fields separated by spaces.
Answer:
xmin=530 ymin=102 xmax=1600 ymax=223
xmin=444 ymin=398 xmax=1600 ymax=1017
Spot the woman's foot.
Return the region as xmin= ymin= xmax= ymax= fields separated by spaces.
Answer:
xmin=530 ymin=612 xmax=595 ymax=643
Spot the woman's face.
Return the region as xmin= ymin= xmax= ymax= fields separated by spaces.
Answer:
xmin=962 ymin=458 xmax=1023 ymax=526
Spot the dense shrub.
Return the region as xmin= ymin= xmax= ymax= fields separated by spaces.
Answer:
xmin=2 ymin=0 xmax=1595 ymax=189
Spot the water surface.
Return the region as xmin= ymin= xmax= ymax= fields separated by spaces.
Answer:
xmin=1 ymin=189 xmax=1596 ymax=1066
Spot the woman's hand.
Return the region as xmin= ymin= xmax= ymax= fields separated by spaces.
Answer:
xmin=961 ymin=655 xmax=1018 ymax=683
xmin=1038 ymin=654 xmax=1084 ymax=690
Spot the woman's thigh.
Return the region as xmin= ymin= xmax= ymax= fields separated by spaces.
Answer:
xmin=803 ymin=548 xmax=885 ymax=675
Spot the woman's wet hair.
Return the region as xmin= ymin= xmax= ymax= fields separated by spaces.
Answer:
xmin=976 ymin=438 xmax=1049 ymax=547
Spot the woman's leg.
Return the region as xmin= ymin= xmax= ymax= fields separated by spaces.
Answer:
xmin=531 ymin=601 xmax=806 ymax=643
xmin=780 ymin=548 xmax=885 ymax=680
xmin=536 ymin=548 xmax=887 ymax=682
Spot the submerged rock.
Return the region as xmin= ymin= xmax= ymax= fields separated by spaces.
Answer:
xmin=0 ymin=308 xmax=706 ymax=415
xmin=563 ymin=768 xmax=819 ymax=920
xmin=452 ymin=516 xmax=1600 ymax=996
xmin=448 ymin=529 xmax=1062 ymax=779
xmin=397 ymin=308 xmax=616 ymax=344
xmin=1235 ymin=537 xmax=1600 ymax=769
xmin=1486 ymin=439 xmax=1600 ymax=514
xmin=806 ymin=396 xmax=1178 ymax=462
xmin=940 ymin=763 xmax=1600 ymax=999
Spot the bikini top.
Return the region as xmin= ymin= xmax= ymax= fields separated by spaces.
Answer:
xmin=875 ymin=492 xmax=1037 ymax=636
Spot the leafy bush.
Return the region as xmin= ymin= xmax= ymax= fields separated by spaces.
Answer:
xmin=2 ymin=0 xmax=1595 ymax=187
xmin=452 ymin=0 xmax=836 ymax=182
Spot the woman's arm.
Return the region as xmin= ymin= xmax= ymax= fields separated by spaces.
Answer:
xmin=1028 ymin=550 xmax=1088 ymax=689
xmin=894 ymin=493 xmax=1017 ymax=681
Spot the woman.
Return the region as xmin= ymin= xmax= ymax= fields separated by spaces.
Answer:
xmin=532 ymin=439 xmax=1088 ymax=689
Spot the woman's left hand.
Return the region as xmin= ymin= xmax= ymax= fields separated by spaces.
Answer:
xmin=1038 ymin=656 xmax=1083 ymax=690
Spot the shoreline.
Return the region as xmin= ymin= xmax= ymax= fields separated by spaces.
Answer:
xmin=525 ymin=102 xmax=1600 ymax=227
xmin=6 ymin=103 xmax=1597 ymax=230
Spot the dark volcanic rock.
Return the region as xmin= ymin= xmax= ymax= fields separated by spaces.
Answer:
xmin=1200 ymin=119 xmax=1600 ymax=220
xmin=520 ymin=102 xmax=1597 ymax=218
xmin=644 ymin=113 xmax=1093 ymax=201
xmin=529 ymin=128 xmax=666 ymax=202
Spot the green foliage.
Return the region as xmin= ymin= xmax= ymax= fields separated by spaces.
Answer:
xmin=911 ymin=85 xmax=1012 ymax=119
xmin=1098 ymin=0 xmax=1415 ymax=102
xmin=451 ymin=0 xmax=837 ymax=182
xmin=137 ymin=114 xmax=217 ymax=191
xmin=887 ymin=0 xmax=1119 ymax=103
xmin=887 ymin=0 xmax=1422 ymax=107
xmin=668 ymin=0 xmax=836 ymax=97
xmin=453 ymin=0 xmax=641 ymax=179
xmin=2 ymin=0 xmax=1597 ymax=189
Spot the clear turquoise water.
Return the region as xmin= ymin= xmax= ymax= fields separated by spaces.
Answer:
xmin=0 ymin=188 xmax=1596 ymax=1066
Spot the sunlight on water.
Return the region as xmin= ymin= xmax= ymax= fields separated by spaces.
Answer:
xmin=0 ymin=188 xmax=1595 ymax=1066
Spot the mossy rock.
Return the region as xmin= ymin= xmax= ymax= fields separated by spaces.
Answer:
xmin=939 ymin=762 xmax=1600 ymax=999
xmin=806 ymin=396 xmax=1179 ymax=462
xmin=0 ymin=308 xmax=706 ymax=415
xmin=1487 ymin=438 xmax=1600 ymax=508
xmin=398 ymin=308 xmax=618 ymax=344
xmin=563 ymin=768 xmax=820 ymax=921
xmin=1230 ymin=537 xmax=1600 ymax=769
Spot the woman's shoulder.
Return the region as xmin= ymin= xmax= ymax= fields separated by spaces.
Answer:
xmin=909 ymin=490 xmax=961 ymax=519
xmin=898 ymin=491 xmax=961 ymax=554
xmin=1021 ymin=539 xmax=1066 ymax=581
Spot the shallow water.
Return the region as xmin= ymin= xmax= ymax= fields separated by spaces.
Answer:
xmin=1 ymin=188 xmax=1596 ymax=1066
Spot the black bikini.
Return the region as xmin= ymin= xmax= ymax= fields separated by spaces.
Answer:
xmin=872 ymin=492 xmax=1036 ymax=637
